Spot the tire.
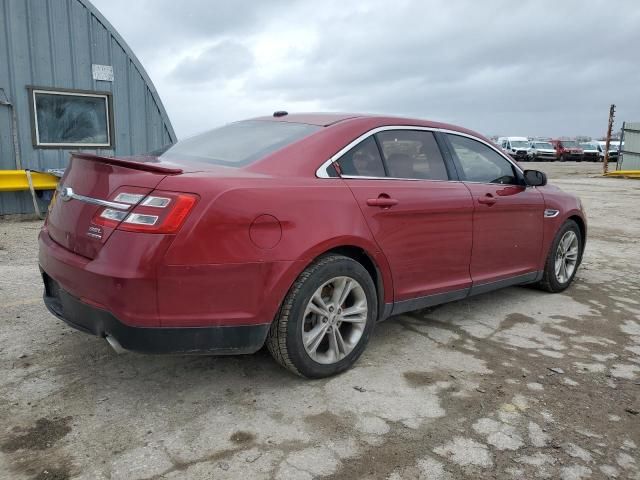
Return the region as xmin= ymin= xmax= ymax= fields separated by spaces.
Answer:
xmin=536 ymin=220 xmax=582 ymax=293
xmin=267 ymin=254 xmax=377 ymax=378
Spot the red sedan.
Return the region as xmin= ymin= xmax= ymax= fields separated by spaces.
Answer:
xmin=39 ymin=113 xmax=586 ymax=378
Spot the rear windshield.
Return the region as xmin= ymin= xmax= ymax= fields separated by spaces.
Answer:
xmin=535 ymin=142 xmax=553 ymax=149
xmin=156 ymin=120 xmax=321 ymax=166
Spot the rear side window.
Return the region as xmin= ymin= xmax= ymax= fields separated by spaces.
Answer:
xmin=447 ymin=134 xmax=519 ymax=185
xmin=157 ymin=120 xmax=321 ymax=166
xmin=376 ymin=130 xmax=448 ymax=180
xmin=336 ymin=136 xmax=386 ymax=177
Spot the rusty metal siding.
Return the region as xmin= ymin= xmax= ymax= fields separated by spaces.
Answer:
xmin=0 ymin=0 xmax=176 ymax=214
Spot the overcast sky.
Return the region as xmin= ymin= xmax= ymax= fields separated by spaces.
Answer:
xmin=91 ymin=0 xmax=639 ymax=140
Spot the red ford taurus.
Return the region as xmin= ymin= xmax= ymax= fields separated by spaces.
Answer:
xmin=39 ymin=113 xmax=586 ymax=378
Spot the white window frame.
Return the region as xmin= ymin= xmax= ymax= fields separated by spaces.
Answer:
xmin=316 ymin=125 xmax=524 ymax=180
xmin=30 ymin=87 xmax=113 ymax=148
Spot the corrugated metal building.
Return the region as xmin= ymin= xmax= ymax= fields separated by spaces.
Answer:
xmin=0 ymin=0 xmax=175 ymax=215
xmin=620 ymin=122 xmax=640 ymax=170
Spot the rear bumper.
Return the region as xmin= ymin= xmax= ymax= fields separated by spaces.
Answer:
xmin=39 ymin=227 xmax=300 ymax=328
xmin=42 ymin=270 xmax=269 ymax=354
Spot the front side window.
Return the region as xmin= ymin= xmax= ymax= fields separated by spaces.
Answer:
xmin=31 ymin=88 xmax=112 ymax=147
xmin=447 ymin=134 xmax=519 ymax=185
xmin=335 ymin=136 xmax=386 ymax=177
xmin=376 ymin=130 xmax=449 ymax=180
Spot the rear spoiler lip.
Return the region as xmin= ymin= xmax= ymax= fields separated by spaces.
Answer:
xmin=72 ymin=153 xmax=183 ymax=175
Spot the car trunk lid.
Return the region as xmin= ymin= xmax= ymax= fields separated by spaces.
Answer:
xmin=46 ymin=154 xmax=182 ymax=259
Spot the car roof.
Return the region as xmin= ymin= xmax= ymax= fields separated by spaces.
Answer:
xmin=238 ymin=112 xmax=512 ymax=177
xmin=251 ymin=113 xmax=365 ymax=127
xmin=250 ymin=112 xmax=484 ymax=137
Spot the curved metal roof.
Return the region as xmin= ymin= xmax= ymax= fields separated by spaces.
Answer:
xmin=78 ymin=0 xmax=176 ymax=142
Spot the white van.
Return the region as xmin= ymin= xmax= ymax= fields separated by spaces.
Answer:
xmin=497 ymin=136 xmax=530 ymax=161
xmin=596 ymin=141 xmax=623 ymax=161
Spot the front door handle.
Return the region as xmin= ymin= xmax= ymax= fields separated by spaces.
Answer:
xmin=477 ymin=193 xmax=497 ymax=206
xmin=367 ymin=195 xmax=398 ymax=208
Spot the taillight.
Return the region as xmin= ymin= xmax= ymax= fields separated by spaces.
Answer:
xmin=93 ymin=190 xmax=198 ymax=233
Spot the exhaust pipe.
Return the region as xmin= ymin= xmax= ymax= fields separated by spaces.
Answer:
xmin=105 ymin=335 xmax=127 ymax=354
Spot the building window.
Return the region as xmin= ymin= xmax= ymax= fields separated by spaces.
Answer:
xmin=29 ymin=87 xmax=113 ymax=148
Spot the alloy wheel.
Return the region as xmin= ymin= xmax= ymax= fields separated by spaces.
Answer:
xmin=301 ymin=276 xmax=368 ymax=364
xmin=554 ymin=230 xmax=579 ymax=284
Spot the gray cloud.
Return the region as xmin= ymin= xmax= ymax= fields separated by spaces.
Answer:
xmin=169 ymin=41 xmax=254 ymax=84
xmin=92 ymin=0 xmax=640 ymax=138
xmin=95 ymin=0 xmax=290 ymax=55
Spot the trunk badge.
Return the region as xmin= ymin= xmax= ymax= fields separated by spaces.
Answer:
xmin=87 ymin=225 xmax=103 ymax=240
xmin=59 ymin=186 xmax=74 ymax=201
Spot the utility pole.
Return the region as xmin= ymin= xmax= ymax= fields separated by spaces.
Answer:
xmin=603 ymin=104 xmax=615 ymax=174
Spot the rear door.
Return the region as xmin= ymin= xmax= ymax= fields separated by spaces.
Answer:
xmin=443 ymin=133 xmax=544 ymax=285
xmin=338 ymin=129 xmax=474 ymax=303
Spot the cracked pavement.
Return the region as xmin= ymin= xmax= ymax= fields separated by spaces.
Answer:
xmin=1 ymin=162 xmax=639 ymax=479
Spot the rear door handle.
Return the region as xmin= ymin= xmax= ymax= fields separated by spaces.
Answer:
xmin=477 ymin=193 xmax=497 ymax=206
xmin=367 ymin=195 xmax=398 ymax=208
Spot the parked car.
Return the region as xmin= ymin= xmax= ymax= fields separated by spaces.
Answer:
xmin=527 ymin=141 xmax=557 ymax=161
xmin=596 ymin=140 xmax=621 ymax=162
xmin=39 ymin=113 xmax=587 ymax=378
xmin=497 ymin=136 xmax=531 ymax=161
xmin=579 ymin=142 xmax=601 ymax=162
xmin=550 ymin=139 xmax=584 ymax=162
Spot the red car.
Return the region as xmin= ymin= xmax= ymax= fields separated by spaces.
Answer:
xmin=39 ymin=113 xmax=586 ymax=378
xmin=550 ymin=139 xmax=584 ymax=162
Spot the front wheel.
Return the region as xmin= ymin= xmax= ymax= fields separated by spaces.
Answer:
xmin=536 ymin=220 xmax=582 ymax=293
xmin=267 ymin=254 xmax=377 ymax=378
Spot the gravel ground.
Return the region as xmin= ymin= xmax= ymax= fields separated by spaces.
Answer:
xmin=0 ymin=161 xmax=639 ymax=480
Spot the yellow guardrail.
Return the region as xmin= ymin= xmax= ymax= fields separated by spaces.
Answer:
xmin=0 ymin=169 xmax=59 ymax=192
xmin=604 ymin=170 xmax=640 ymax=179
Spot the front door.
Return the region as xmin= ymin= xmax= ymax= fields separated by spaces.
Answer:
xmin=444 ymin=133 xmax=544 ymax=285
xmin=336 ymin=130 xmax=474 ymax=302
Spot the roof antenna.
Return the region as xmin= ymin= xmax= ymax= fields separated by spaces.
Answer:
xmin=273 ymin=111 xmax=288 ymax=117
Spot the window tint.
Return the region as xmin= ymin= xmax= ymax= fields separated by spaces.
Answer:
xmin=158 ymin=120 xmax=321 ymax=166
xmin=447 ymin=134 xmax=519 ymax=185
xmin=33 ymin=90 xmax=111 ymax=146
xmin=335 ymin=136 xmax=386 ymax=177
xmin=376 ymin=130 xmax=448 ymax=180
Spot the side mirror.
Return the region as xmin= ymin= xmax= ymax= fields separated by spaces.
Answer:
xmin=524 ymin=169 xmax=547 ymax=187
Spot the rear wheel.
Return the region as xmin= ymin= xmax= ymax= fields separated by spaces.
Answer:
xmin=536 ymin=220 xmax=582 ymax=293
xmin=267 ymin=254 xmax=377 ymax=378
